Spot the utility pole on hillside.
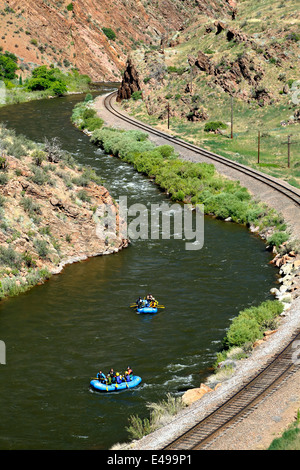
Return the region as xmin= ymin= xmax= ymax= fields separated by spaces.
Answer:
xmin=287 ymin=134 xmax=291 ymax=168
xmin=231 ymin=96 xmax=234 ymax=139
xmin=258 ymin=130 xmax=261 ymax=164
xmin=282 ymin=135 xmax=297 ymax=168
xmin=190 ymin=65 xmax=193 ymax=96
xmin=167 ymin=101 xmax=170 ymax=129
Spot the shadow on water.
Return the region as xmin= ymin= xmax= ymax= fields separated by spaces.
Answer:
xmin=0 ymin=85 xmax=277 ymax=449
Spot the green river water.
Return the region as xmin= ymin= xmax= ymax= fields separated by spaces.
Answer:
xmin=0 ymin=85 xmax=277 ymax=449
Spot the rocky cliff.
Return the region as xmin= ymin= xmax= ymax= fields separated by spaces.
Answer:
xmin=0 ymin=126 xmax=128 ymax=300
xmin=117 ymin=7 xmax=300 ymax=111
xmin=0 ymin=0 xmax=234 ymax=81
xmin=117 ymin=0 xmax=300 ymax=122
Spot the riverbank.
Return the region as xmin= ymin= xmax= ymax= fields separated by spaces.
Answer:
xmin=0 ymin=124 xmax=128 ymax=301
xmin=86 ymin=93 xmax=300 ymax=449
xmin=129 ymin=296 xmax=300 ymax=450
xmin=73 ymin=96 xmax=297 ymax=249
xmin=1 ymin=65 xmax=93 ymax=107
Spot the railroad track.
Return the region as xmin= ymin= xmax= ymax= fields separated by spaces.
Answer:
xmin=162 ymin=329 xmax=300 ymax=450
xmin=104 ymin=91 xmax=300 ymax=208
xmin=102 ymin=91 xmax=300 ymax=450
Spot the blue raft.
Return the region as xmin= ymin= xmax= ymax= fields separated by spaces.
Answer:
xmin=90 ymin=375 xmax=142 ymax=393
xmin=137 ymin=306 xmax=158 ymax=314
xmin=136 ymin=299 xmax=158 ymax=314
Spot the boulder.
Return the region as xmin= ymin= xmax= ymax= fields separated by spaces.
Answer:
xmin=264 ymin=329 xmax=278 ymax=338
xmin=294 ymin=260 xmax=300 ymax=269
xmin=195 ymin=51 xmax=214 ymax=74
xmin=181 ymin=384 xmax=212 ymax=406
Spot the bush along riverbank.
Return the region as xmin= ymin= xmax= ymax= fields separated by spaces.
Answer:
xmin=72 ymin=98 xmax=300 ymax=446
xmin=1 ymin=61 xmax=92 ymax=106
xmin=72 ymin=98 xmax=295 ymax=250
xmin=0 ymin=124 xmax=128 ymax=301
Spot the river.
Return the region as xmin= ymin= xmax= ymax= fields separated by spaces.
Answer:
xmin=0 ymin=85 xmax=277 ymax=449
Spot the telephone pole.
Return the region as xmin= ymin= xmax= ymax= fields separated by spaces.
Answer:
xmin=190 ymin=65 xmax=193 ymax=95
xmin=167 ymin=102 xmax=170 ymax=129
xmin=287 ymin=135 xmax=291 ymax=168
xmin=231 ymin=96 xmax=234 ymax=139
xmin=282 ymin=135 xmax=298 ymax=168
xmin=258 ymin=130 xmax=260 ymax=164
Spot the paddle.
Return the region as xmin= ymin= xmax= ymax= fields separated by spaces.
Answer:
xmin=92 ymin=376 xmax=108 ymax=390
xmin=131 ymin=303 xmax=165 ymax=307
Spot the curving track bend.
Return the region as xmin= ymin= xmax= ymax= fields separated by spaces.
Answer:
xmin=103 ymin=92 xmax=300 ymax=208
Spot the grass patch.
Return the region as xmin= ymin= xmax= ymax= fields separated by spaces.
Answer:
xmin=268 ymin=411 xmax=300 ymax=450
xmin=126 ymin=393 xmax=186 ymax=441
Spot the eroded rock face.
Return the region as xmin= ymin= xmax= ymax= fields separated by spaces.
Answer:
xmin=195 ymin=51 xmax=215 ymax=75
xmin=3 ymin=0 xmax=227 ymax=81
xmin=0 ymin=152 xmax=129 ymax=290
xmin=116 ymin=58 xmax=141 ymax=102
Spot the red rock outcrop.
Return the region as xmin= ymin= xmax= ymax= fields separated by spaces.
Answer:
xmin=1 ymin=0 xmax=232 ymax=81
xmin=0 ymin=148 xmax=129 ymax=294
xmin=116 ymin=58 xmax=141 ymax=101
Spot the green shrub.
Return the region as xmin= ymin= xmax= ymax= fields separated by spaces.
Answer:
xmin=131 ymin=91 xmax=142 ymax=101
xmin=72 ymin=175 xmax=89 ymax=187
xmin=34 ymin=239 xmax=49 ymax=258
xmin=51 ymin=80 xmax=67 ymax=96
xmin=20 ymin=197 xmax=42 ymax=215
xmin=30 ymin=167 xmax=49 ymax=185
xmin=84 ymin=93 xmax=93 ymax=102
xmin=0 ymin=267 xmax=51 ymax=300
xmin=286 ymin=32 xmax=300 ymax=42
xmin=223 ymin=300 xmax=283 ymax=349
xmin=126 ymin=415 xmax=151 ymax=440
xmin=84 ymin=117 xmax=104 ymax=131
xmin=102 ymin=27 xmax=116 ymax=41
xmin=268 ymin=423 xmax=300 ymax=450
xmin=267 ymin=231 xmax=289 ymax=248
xmin=204 ymin=121 xmax=227 ymax=132
xmin=167 ymin=65 xmax=186 ymax=75
xmin=157 ymin=145 xmax=175 ymax=159
xmin=0 ymin=173 xmax=8 ymax=185
xmin=66 ymin=2 xmax=74 ymax=11
xmin=126 ymin=393 xmax=186 ymax=440
xmin=0 ymin=246 xmax=22 ymax=269
xmin=32 ymin=149 xmax=46 ymax=166
xmin=22 ymin=251 xmax=37 ymax=268
xmin=0 ymin=156 xmax=7 ymax=170
xmin=224 ymin=315 xmax=263 ymax=348
xmin=83 ymin=108 xmax=97 ymax=120
xmin=26 ymin=65 xmax=67 ymax=95
xmin=0 ymin=51 xmax=18 ymax=80
xmin=77 ymin=189 xmax=91 ymax=202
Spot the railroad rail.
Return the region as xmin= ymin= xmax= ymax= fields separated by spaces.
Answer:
xmin=103 ymin=91 xmax=300 ymax=208
xmin=163 ymin=329 xmax=300 ymax=450
xmin=102 ymin=91 xmax=300 ymax=450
